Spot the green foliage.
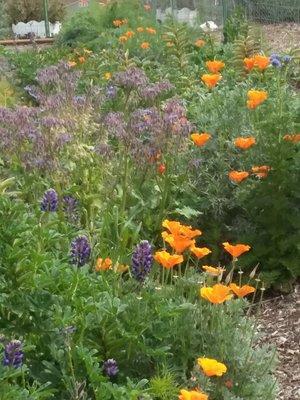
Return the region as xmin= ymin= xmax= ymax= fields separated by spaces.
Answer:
xmin=0 ymin=0 xmax=11 ymax=39
xmin=0 ymin=78 xmax=17 ymax=107
xmin=6 ymin=0 xmax=65 ymax=24
xmin=223 ymin=6 xmax=249 ymax=43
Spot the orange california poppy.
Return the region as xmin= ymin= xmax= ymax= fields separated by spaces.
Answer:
xmin=162 ymin=232 xmax=194 ymax=254
xmin=113 ymin=19 xmax=123 ymax=27
xmin=247 ymin=90 xmax=268 ymax=109
xmin=191 ymin=133 xmax=211 ymax=147
xmin=251 ymin=165 xmax=271 ymax=179
xmin=202 ymin=265 xmax=224 ymax=276
xmin=228 ymin=171 xmax=249 ymax=183
xmin=197 ymin=357 xmax=227 ymax=377
xmin=119 ymin=35 xmax=128 ymax=43
xmin=125 ymin=30 xmax=135 ymax=38
xmin=78 ymin=56 xmax=85 ymax=64
xmin=179 ymin=388 xmax=208 ymax=400
xmin=195 ymin=39 xmax=205 ymax=48
xmin=283 ymin=134 xmax=300 ymax=143
xmin=244 ymin=57 xmax=255 ymax=71
xmin=68 ymin=61 xmax=77 ymax=68
xmin=141 ymin=41 xmax=150 ymax=49
xmin=253 ymin=54 xmax=270 ymax=70
xmin=234 ymin=137 xmax=256 ymax=150
xmin=146 ymin=27 xmax=156 ymax=34
xmin=222 ymin=242 xmax=251 ymax=258
xmin=200 ymin=284 xmax=233 ymax=304
xmin=104 ymin=72 xmax=112 ymax=80
xmin=206 ymin=60 xmax=225 ymax=73
xmin=154 ymin=250 xmax=183 ymax=269
xmin=201 ymin=74 xmax=222 ymax=89
xmin=162 ymin=220 xmax=202 ymax=239
xmin=229 ymin=283 xmax=255 ymax=298
xmin=157 ymin=163 xmax=166 ymax=174
xmin=190 ymin=246 xmax=211 ymax=259
xmin=95 ymin=257 xmax=112 ymax=271
xmin=137 ymin=27 xmax=144 ymax=33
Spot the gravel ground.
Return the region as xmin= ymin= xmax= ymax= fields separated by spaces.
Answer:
xmin=257 ymin=285 xmax=300 ymax=400
xmin=259 ymin=23 xmax=300 ymax=52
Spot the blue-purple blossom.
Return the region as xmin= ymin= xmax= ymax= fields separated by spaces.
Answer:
xmin=114 ymin=67 xmax=149 ymax=89
xmin=3 ymin=340 xmax=24 ymax=368
xmin=63 ymin=195 xmax=79 ymax=224
xmin=106 ymin=85 xmax=117 ymax=99
xmin=41 ymin=189 xmax=58 ymax=212
xmin=282 ymin=55 xmax=292 ymax=63
xmin=70 ymin=235 xmax=91 ymax=267
xmin=103 ymin=359 xmax=119 ymax=377
xmin=131 ymin=240 xmax=153 ymax=282
xmin=138 ymin=80 xmax=174 ymax=101
xmin=271 ymin=58 xmax=281 ymax=68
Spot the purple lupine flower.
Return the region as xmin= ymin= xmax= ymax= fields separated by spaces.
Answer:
xmin=3 ymin=340 xmax=24 ymax=368
xmin=41 ymin=189 xmax=59 ymax=212
xmin=63 ymin=195 xmax=79 ymax=224
xmin=131 ymin=240 xmax=153 ymax=282
xmin=103 ymin=359 xmax=119 ymax=378
xmin=114 ymin=67 xmax=149 ymax=90
xmin=70 ymin=235 xmax=91 ymax=267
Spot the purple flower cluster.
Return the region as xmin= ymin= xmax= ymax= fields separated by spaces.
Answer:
xmin=63 ymin=195 xmax=79 ymax=224
xmin=41 ymin=189 xmax=59 ymax=212
xmin=138 ymin=80 xmax=174 ymax=101
xmin=131 ymin=240 xmax=153 ymax=282
xmin=103 ymin=358 xmax=118 ymax=378
xmin=70 ymin=235 xmax=91 ymax=267
xmin=114 ymin=67 xmax=149 ymax=90
xmin=270 ymin=53 xmax=292 ymax=68
xmin=3 ymin=340 xmax=24 ymax=368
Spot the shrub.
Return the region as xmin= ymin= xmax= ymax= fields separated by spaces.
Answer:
xmin=6 ymin=0 xmax=65 ymax=24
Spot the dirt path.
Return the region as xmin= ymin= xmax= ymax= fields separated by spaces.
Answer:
xmin=258 ymin=285 xmax=300 ymax=400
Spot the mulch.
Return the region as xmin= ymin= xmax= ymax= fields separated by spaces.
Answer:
xmin=257 ymin=285 xmax=300 ymax=400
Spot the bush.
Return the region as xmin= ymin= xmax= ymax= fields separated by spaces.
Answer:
xmin=6 ymin=0 xmax=65 ymax=24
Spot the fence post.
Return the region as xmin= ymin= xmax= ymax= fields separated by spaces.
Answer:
xmin=222 ymin=0 xmax=228 ymax=26
xmin=43 ymin=0 xmax=50 ymax=37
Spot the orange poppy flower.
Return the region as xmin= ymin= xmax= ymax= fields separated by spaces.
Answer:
xmin=200 ymin=284 xmax=233 ymax=304
xmin=206 ymin=60 xmax=225 ymax=73
xmin=191 ymin=133 xmax=211 ymax=147
xmin=247 ymin=90 xmax=268 ymax=109
xmin=201 ymin=74 xmax=222 ymax=89
xmin=68 ymin=61 xmax=77 ymax=68
xmin=283 ymin=134 xmax=300 ymax=143
xmin=253 ymin=54 xmax=270 ymax=70
xmin=234 ymin=137 xmax=256 ymax=150
xmin=229 ymin=283 xmax=255 ymax=298
xmin=197 ymin=357 xmax=227 ymax=377
xmin=154 ymin=250 xmax=183 ymax=269
xmin=113 ymin=19 xmax=123 ymax=27
xmin=195 ymin=39 xmax=205 ymax=48
xmin=162 ymin=232 xmax=194 ymax=254
xmin=190 ymin=246 xmax=211 ymax=259
xmin=157 ymin=163 xmax=166 ymax=174
xmin=162 ymin=220 xmax=202 ymax=239
xmin=244 ymin=57 xmax=255 ymax=71
xmin=137 ymin=27 xmax=144 ymax=33
xmin=119 ymin=35 xmax=128 ymax=43
xmin=222 ymin=242 xmax=251 ymax=258
xmin=141 ymin=41 xmax=150 ymax=49
xmin=251 ymin=165 xmax=271 ymax=179
xmin=228 ymin=171 xmax=249 ymax=183
xmin=146 ymin=27 xmax=156 ymax=34
xmin=202 ymin=265 xmax=224 ymax=276
xmin=179 ymin=388 xmax=208 ymax=400
xmin=104 ymin=72 xmax=112 ymax=80
xmin=125 ymin=30 xmax=135 ymax=38
xmin=78 ymin=56 xmax=85 ymax=64
xmin=95 ymin=257 xmax=112 ymax=271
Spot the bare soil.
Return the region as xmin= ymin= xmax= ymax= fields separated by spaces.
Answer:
xmin=259 ymin=23 xmax=300 ymax=52
xmin=257 ymin=285 xmax=300 ymax=400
